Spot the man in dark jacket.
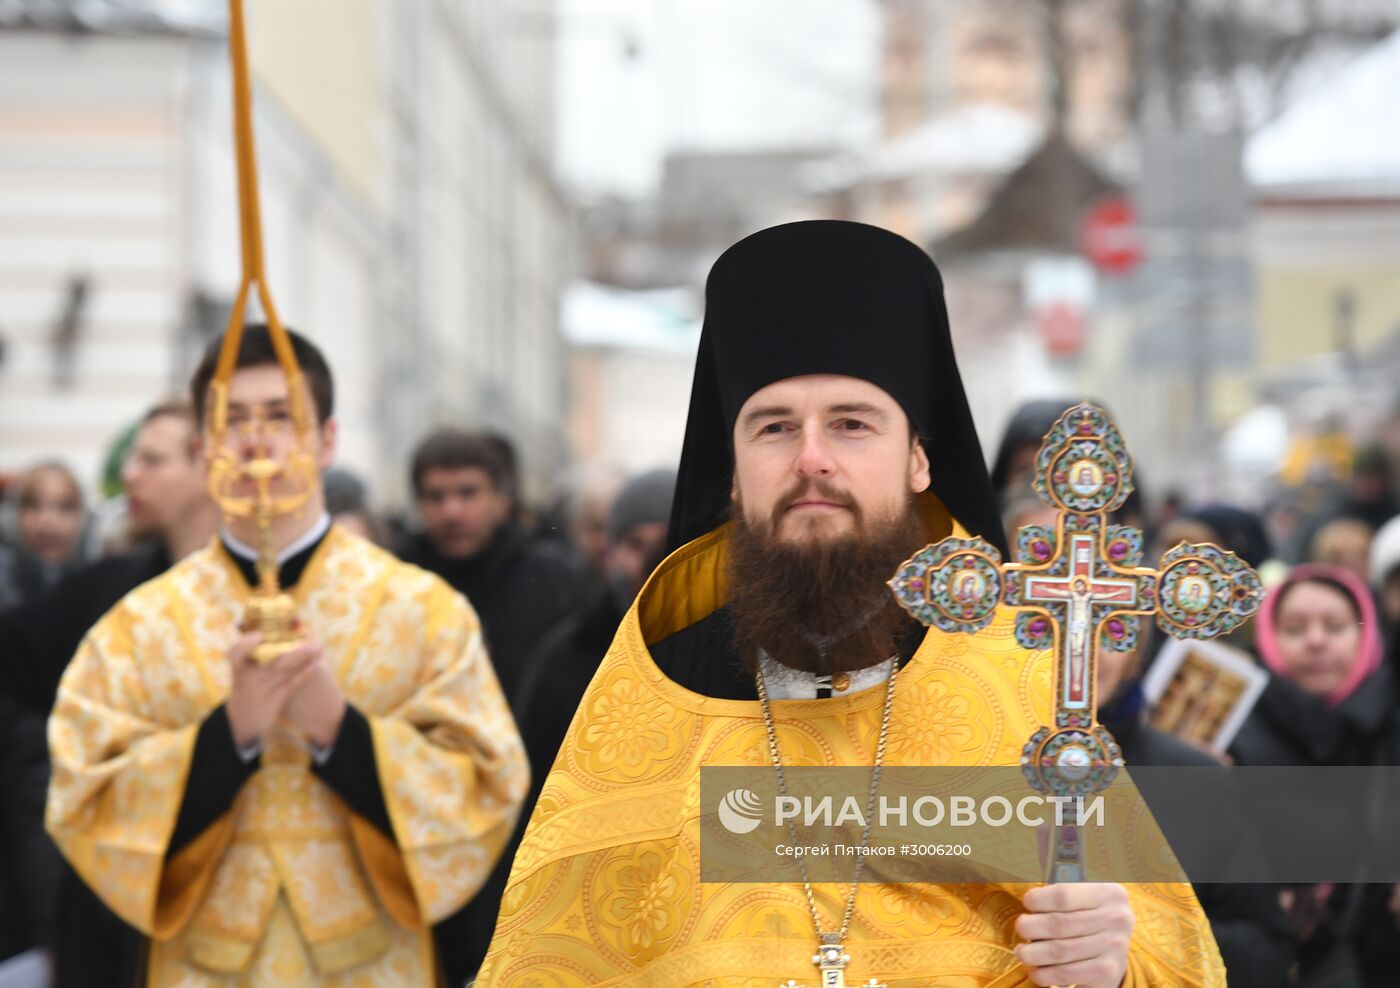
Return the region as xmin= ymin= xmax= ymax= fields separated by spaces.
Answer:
xmin=399 ymin=429 xmax=587 ymax=710
xmin=397 ymin=428 xmax=587 ymax=986
xmin=4 ymin=401 xmax=218 ymax=716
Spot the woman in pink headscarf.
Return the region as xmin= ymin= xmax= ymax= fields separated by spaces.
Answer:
xmin=1230 ymin=564 xmax=1399 ymax=986
xmin=1263 ymin=564 xmax=1384 ymax=699
xmin=1237 ymin=563 xmax=1388 ymax=762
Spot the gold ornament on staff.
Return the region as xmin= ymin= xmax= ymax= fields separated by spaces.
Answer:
xmin=204 ymin=0 xmax=320 ymax=664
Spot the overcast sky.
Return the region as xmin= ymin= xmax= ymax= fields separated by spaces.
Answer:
xmin=554 ymin=0 xmax=881 ymax=197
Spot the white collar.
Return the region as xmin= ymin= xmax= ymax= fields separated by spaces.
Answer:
xmin=758 ymin=652 xmax=895 ymax=700
xmin=221 ymin=512 xmax=331 ymax=565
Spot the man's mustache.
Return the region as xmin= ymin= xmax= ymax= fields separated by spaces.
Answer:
xmin=769 ymin=480 xmax=862 ymax=531
xmin=777 ymin=480 xmax=856 ymax=513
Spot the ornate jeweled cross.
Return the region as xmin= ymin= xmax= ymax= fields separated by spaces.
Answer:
xmin=779 ymin=938 xmax=886 ymax=988
xmin=889 ymin=402 xmax=1262 ymax=883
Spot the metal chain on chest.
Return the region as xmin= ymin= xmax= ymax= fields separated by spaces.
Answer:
xmin=755 ymin=655 xmax=899 ymax=945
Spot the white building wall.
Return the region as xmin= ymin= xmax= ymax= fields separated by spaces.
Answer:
xmin=398 ymin=0 xmax=570 ymax=502
xmin=575 ymin=347 xmax=696 ymax=476
xmin=0 ymin=34 xmax=190 ymax=489
xmin=1 ymin=4 xmax=571 ymax=509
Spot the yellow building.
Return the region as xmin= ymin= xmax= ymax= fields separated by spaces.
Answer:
xmin=1247 ymin=30 xmax=1400 ymax=428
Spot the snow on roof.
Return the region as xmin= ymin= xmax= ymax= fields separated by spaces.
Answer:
xmin=1247 ymin=29 xmax=1400 ymax=196
xmin=805 ymin=103 xmax=1042 ymax=191
xmin=561 ymin=281 xmax=701 ymax=355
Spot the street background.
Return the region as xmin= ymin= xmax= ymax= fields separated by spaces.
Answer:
xmin=1 ymin=0 xmax=1398 ymax=536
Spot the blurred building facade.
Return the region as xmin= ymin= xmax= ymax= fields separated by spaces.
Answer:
xmin=852 ymin=0 xmax=1130 ymax=244
xmin=562 ymin=281 xmax=699 ymax=476
xmin=0 ymin=0 xmax=569 ymax=507
xmin=578 ymin=148 xmax=831 ymax=290
xmin=797 ymin=0 xmax=1138 ymax=486
xmin=878 ymin=0 xmax=1130 ymax=145
xmin=816 ymin=1 xmax=1399 ymax=504
xmin=564 ymin=148 xmax=827 ymax=475
xmin=1247 ymin=27 xmax=1400 ymax=434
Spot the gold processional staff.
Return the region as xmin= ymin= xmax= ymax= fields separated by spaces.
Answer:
xmin=204 ymin=0 xmax=318 ymax=664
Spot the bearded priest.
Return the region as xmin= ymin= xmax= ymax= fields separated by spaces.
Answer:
xmin=477 ymin=221 xmax=1225 ymax=988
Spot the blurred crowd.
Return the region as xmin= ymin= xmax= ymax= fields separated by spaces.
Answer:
xmin=2 ymin=387 xmax=1399 ymax=986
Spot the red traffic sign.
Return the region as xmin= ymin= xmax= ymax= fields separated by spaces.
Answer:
xmin=1080 ymin=197 xmax=1143 ymax=275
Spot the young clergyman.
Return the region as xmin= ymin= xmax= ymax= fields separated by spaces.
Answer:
xmin=47 ymin=326 xmax=528 ymax=987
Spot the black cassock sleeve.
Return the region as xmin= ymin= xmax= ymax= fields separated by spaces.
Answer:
xmin=166 ymin=705 xmax=257 ymax=857
xmin=310 ymin=704 xmax=396 ymax=839
xmin=167 ymin=703 xmax=397 ymax=857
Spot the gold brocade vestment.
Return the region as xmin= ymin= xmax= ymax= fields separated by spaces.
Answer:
xmin=47 ymin=526 xmax=529 ymax=987
xmin=478 ymin=503 xmax=1226 ymax=988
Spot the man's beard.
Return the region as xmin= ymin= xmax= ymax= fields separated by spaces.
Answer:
xmin=727 ymin=480 xmax=928 ymax=676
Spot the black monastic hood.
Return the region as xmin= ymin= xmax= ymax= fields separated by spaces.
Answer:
xmin=666 ymin=219 xmax=1008 ymax=558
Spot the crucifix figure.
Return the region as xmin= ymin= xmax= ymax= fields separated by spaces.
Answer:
xmin=778 ymin=937 xmax=886 ymax=988
xmin=889 ymin=402 xmax=1263 ymax=883
xmin=1021 ymin=532 xmax=1141 ymax=713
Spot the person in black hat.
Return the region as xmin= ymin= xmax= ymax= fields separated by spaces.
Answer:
xmin=477 ymin=220 xmax=1225 ymax=988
